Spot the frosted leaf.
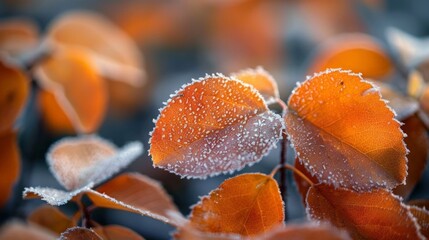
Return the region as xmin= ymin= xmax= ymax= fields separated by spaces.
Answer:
xmin=23 ymin=183 xmax=93 ymax=206
xmin=60 ymin=227 xmax=102 ymax=240
xmin=231 ymin=66 xmax=280 ymax=104
xmin=286 ymin=69 xmax=407 ymax=191
xmin=47 ymin=135 xmax=143 ymax=190
xmin=150 ymin=74 xmax=283 ymax=178
xmin=85 ymin=173 xmax=184 ymax=226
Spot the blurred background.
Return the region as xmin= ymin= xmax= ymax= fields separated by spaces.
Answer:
xmin=1 ymin=0 xmax=429 ymax=239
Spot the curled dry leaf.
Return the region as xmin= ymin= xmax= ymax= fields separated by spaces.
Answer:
xmin=35 ymin=47 xmax=107 ymax=134
xmin=28 ymin=205 xmax=76 ymax=235
xmin=0 ymin=221 xmax=57 ymax=240
xmin=60 ymin=227 xmax=102 ymax=240
xmin=46 ymin=10 xmax=144 ymax=86
xmin=150 ymin=74 xmax=283 ymax=178
xmin=189 ymin=173 xmax=284 ymax=236
xmin=285 ymin=69 xmax=407 ymax=191
xmin=256 ymin=222 xmax=351 ymax=240
xmin=86 ymin=173 xmax=183 ymax=226
xmin=410 ymin=206 xmax=429 ymax=238
xmin=393 ymin=116 xmax=429 ymax=199
xmin=0 ymin=59 xmax=29 ymax=135
xmin=0 ymin=131 xmax=20 ymax=207
xmin=47 ymin=135 xmax=143 ymax=191
xmin=0 ymin=18 xmax=39 ymax=57
xmin=308 ymin=34 xmax=392 ymax=79
xmin=93 ymin=225 xmax=144 ymax=240
xmin=231 ymin=66 xmax=279 ymax=103
xmin=306 ymin=184 xmax=424 ymax=240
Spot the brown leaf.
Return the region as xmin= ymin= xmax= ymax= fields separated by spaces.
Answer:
xmin=0 ymin=221 xmax=57 ymax=240
xmin=28 ymin=205 xmax=76 ymax=235
xmin=86 ymin=173 xmax=183 ymax=226
xmin=150 ymin=74 xmax=283 ymax=178
xmin=231 ymin=66 xmax=279 ymax=103
xmin=0 ymin=18 xmax=39 ymax=57
xmin=306 ymin=184 xmax=424 ymax=240
xmin=59 ymin=227 xmax=102 ymax=240
xmin=393 ymin=116 xmax=429 ymax=198
xmin=93 ymin=225 xmax=144 ymax=240
xmin=189 ymin=173 xmax=284 ymax=236
xmin=0 ymin=130 xmax=20 ymax=207
xmin=308 ymin=34 xmax=392 ymax=79
xmin=0 ymin=59 xmax=29 ymax=135
xmin=35 ymin=46 xmax=107 ymax=134
xmin=285 ymin=69 xmax=407 ymax=191
xmin=409 ymin=199 xmax=429 ymax=210
xmin=47 ymin=11 xmax=144 ymax=86
xmin=410 ymin=206 xmax=429 ymax=238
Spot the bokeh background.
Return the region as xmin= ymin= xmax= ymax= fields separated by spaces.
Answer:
xmin=1 ymin=0 xmax=429 ymax=239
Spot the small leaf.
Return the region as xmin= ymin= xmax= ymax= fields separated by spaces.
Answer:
xmin=34 ymin=47 xmax=107 ymax=134
xmin=86 ymin=173 xmax=183 ymax=226
xmin=23 ymin=183 xmax=93 ymax=206
xmin=0 ymin=130 xmax=20 ymax=207
xmin=0 ymin=221 xmax=57 ymax=240
xmin=410 ymin=206 xmax=429 ymax=238
xmin=93 ymin=225 xmax=144 ymax=240
xmin=306 ymin=184 xmax=424 ymax=240
xmin=150 ymin=74 xmax=283 ymax=178
xmin=47 ymin=10 xmax=145 ymax=86
xmin=393 ymin=116 xmax=429 ymax=199
xmin=0 ymin=59 xmax=29 ymax=135
xmin=308 ymin=34 xmax=392 ymax=79
xmin=47 ymin=135 xmax=143 ymax=190
xmin=0 ymin=18 xmax=39 ymax=57
xmin=231 ymin=66 xmax=279 ymax=103
xmin=256 ymin=223 xmax=351 ymax=240
xmin=285 ymin=69 xmax=407 ymax=191
xmin=60 ymin=227 xmax=102 ymax=240
xmin=189 ymin=173 xmax=284 ymax=236
xmin=28 ymin=205 xmax=76 ymax=235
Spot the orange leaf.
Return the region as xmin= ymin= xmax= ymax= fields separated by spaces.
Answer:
xmin=0 ymin=221 xmax=57 ymax=240
xmin=34 ymin=47 xmax=107 ymax=134
xmin=231 ymin=66 xmax=279 ymax=103
xmin=256 ymin=223 xmax=351 ymax=240
xmin=306 ymin=184 xmax=424 ymax=240
xmin=93 ymin=225 xmax=144 ymax=240
xmin=150 ymin=74 xmax=283 ymax=178
xmin=86 ymin=173 xmax=183 ymax=226
xmin=393 ymin=116 xmax=429 ymax=198
xmin=308 ymin=34 xmax=392 ymax=79
xmin=28 ymin=205 xmax=76 ymax=235
xmin=410 ymin=206 xmax=429 ymax=238
xmin=47 ymin=11 xmax=144 ymax=86
xmin=285 ymin=69 xmax=407 ymax=191
xmin=0 ymin=130 xmax=20 ymax=207
xmin=0 ymin=18 xmax=39 ymax=57
xmin=189 ymin=173 xmax=284 ymax=236
xmin=60 ymin=227 xmax=102 ymax=240
xmin=0 ymin=59 xmax=29 ymax=135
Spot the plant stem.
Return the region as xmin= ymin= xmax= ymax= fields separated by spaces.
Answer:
xmin=270 ymin=163 xmax=314 ymax=187
xmin=80 ymin=201 xmax=93 ymax=228
xmin=279 ymin=130 xmax=287 ymax=220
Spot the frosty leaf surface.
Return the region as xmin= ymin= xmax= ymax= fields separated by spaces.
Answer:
xmin=86 ymin=173 xmax=183 ymax=226
xmin=189 ymin=173 xmax=284 ymax=236
xmin=23 ymin=183 xmax=93 ymax=206
xmin=231 ymin=66 xmax=279 ymax=103
xmin=28 ymin=205 xmax=76 ymax=235
xmin=306 ymin=184 xmax=424 ymax=240
xmin=285 ymin=69 xmax=407 ymax=191
xmin=0 ymin=131 xmax=20 ymax=207
xmin=0 ymin=60 xmax=29 ymax=135
xmin=47 ymin=135 xmax=143 ymax=190
xmin=47 ymin=11 xmax=144 ymax=86
xmin=293 ymin=158 xmax=318 ymax=205
xmin=93 ymin=225 xmax=144 ymax=240
xmin=150 ymin=74 xmax=283 ymax=178
xmin=60 ymin=227 xmax=102 ymax=240
xmin=393 ymin=116 xmax=428 ymax=199
xmin=410 ymin=206 xmax=429 ymax=238
xmin=308 ymin=34 xmax=392 ymax=79
xmin=35 ymin=47 xmax=107 ymax=134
